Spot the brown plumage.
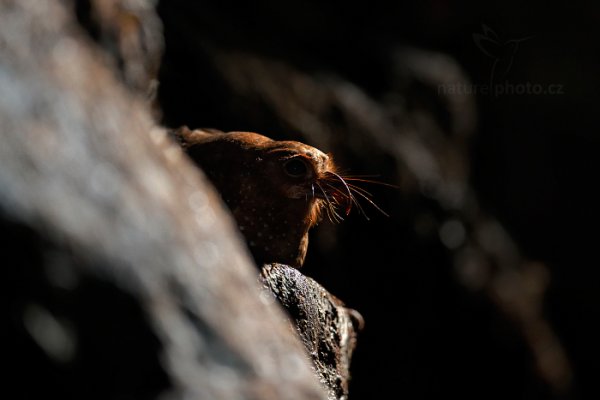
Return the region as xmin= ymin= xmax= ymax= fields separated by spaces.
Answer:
xmin=171 ymin=127 xmax=361 ymax=268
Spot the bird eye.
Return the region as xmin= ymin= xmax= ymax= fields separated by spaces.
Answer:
xmin=283 ymin=158 xmax=309 ymax=178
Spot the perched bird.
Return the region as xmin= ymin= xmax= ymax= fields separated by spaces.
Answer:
xmin=171 ymin=127 xmax=369 ymax=268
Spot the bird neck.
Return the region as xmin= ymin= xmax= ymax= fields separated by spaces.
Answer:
xmin=232 ymin=196 xmax=315 ymax=268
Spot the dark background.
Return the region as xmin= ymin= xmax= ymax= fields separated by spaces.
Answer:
xmin=156 ymin=1 xmax=599 ymax=399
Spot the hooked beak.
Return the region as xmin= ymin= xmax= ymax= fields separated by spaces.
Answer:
xmin=315 ymin=172 xmax=353 ymax=216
